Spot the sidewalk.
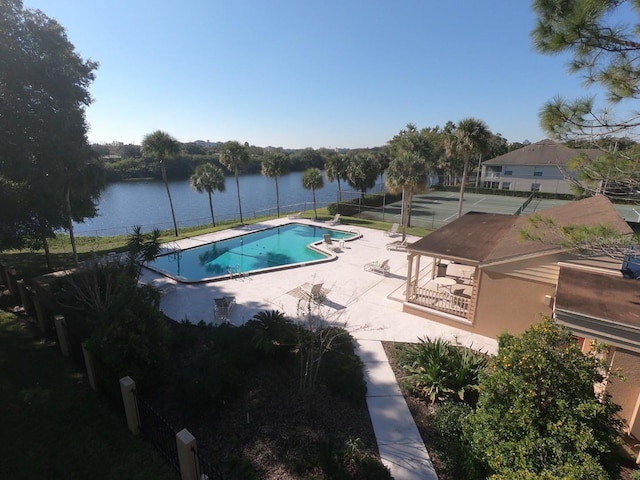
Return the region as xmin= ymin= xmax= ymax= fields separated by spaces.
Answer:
xmin=355 ymin=339 xmax=438 ymax=480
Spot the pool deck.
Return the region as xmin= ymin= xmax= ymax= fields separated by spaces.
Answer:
xmin=141 ymin=217 xmax=498 ymax=480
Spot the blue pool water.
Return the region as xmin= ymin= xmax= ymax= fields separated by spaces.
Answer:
xmin=147 ymin=223 xmax=357 ymax=282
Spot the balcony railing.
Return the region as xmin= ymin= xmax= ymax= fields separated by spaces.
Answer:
xmin=409 ymin=285 xmax=470 ymax=318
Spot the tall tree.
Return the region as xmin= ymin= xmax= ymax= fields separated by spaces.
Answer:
xmin=345 ymin=152 xmax=378 ymax=203
xmin=0 ymin=0 xmax=101 ymax=264
xmin=190 ymin=163 xmax=226 ymax=226
xmin=373 ymin=149 xmax=391 ymax=192
xmin=445 ymin=118 xmax=491 ymax=218
xmin=466 ymin=319 xmax=622 ymax=479
xmin=142 ymin=130 xmax=181 ymax=236
xmin=532 ymin=0 xmax=640 ymax=144
xmin=532 ymin=1 xmax=640 ymax=202
xmin=261 ymin=151 xmax=290 ymax=218
xmin=388 ymin=124 xmax=434 ymax=230
xmin=302 ymin=168 xmax=324 ymax=220
xmin=219 ymin=141 xmax=249 ymax=223
xmin=325 ymin=153 xmax=349 ymax=204
xmin=385 ymin=151 xmax=428 ymax=242
xmin=62 ymin=151 xmax=105 ymax=265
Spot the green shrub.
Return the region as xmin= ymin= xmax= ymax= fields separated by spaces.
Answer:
xmin=243 ymin=310 xmax=297 ymax=361
xmin=176 ymin=323 xmax=256 ymax=414
xmin=318 ymin=330 xmax=367 ymax=403
xmin=82 ymin=279 xmax=171 ymax=390
xmin=398 ymin=337 xmax=488 ymax=405
xmin=434 ymin=401 xmax=487 ymax=480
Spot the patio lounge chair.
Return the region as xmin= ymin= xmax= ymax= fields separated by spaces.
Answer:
xmin=384 ymin=223 xmax=399 ymax=237
xmin=364 ymin=259 xmax=390 ymax=276
xmin=288 ymin=211 xmax=303 ymax=220
xmin=326 ymin=214 xmax=341 ymax=225
xmin=386 ymin=239 xmax=408 ymax=251
xmin=214 ymin=296 xmax=236 ymax=321
xmin=323 ymin=233 xmax=340 ymax=252
xmin=300 ymin=282 xmax=325 ymax=303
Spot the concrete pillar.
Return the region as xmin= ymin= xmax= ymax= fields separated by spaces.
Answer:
xmin=53 ymin=315 xmax=70 ymax=357
xmin=82 ymin=343 xmax=98 ymax=390
xmin=32 ymin=290 xmax=48 ymax=335
xmin=16 ymin=279 xmax=31 ymax=314
xmin=0 ymin=263 xmax=7 ymax=290
xmin=176 ymin=428 xmax=199 ymax=480
xmin=6 ymin=268 xmax=18 ymax=299
xmin=119 ymin=376 xmax=140 ymax=435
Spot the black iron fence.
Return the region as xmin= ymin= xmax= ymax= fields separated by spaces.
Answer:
xmin=136 ymin=393 xmax=180 ymax=473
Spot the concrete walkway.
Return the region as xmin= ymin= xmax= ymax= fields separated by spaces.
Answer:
xmin=356 ymin=339 xmax=438 ymax=479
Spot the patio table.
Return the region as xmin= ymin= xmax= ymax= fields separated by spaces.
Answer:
xmin=434 ymin=277 xmax=456 ymax=292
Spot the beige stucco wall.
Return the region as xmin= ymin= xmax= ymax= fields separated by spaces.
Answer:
xmin=471 ymin=270 xmax=555 ymax=338
xmin=605 ymin=348 xmax=640 ymax=436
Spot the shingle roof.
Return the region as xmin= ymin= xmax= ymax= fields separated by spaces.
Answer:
xmin=556 ymin=265 xmax=640 ymax=327
xmin=408 ymin=195 xmax=633 ymax=265
xmin=482 ymin=139 xmax=602 ymax=166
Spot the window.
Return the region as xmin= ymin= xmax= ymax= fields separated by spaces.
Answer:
xmin=501 ymin=182 xmax=511 ymax=190
xmin=534 ymin=167 xmax=543 ymax=177
xmin=504 ymin=169 xmax=513 ymax=176
xmin=531 ymin=183 xmax=541 ymax=192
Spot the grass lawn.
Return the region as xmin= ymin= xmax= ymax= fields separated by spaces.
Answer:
xmin=1 ymin=212 xmax=431 ymax=279
xmin=0 ymin=308 xmax=177 ymax=480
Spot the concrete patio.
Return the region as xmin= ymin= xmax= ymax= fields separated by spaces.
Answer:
xmin=143 ymin=217 xmax=497 ymax=352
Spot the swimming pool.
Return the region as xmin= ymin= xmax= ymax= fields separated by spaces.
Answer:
xmin=146 ymin=223 xmax=359 ymax=282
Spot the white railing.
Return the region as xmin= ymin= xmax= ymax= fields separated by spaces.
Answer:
xmin=409 ymin=285 xmax=470 ymax=317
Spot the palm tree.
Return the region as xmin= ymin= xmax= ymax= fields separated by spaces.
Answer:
xmin=126 ymin=225 xmax=161 ymax=280
xmin=445 ymin=118 xmax=491 ymax=218
xmin=302 ymin=168 xmax=324 ymax=220
xmin=142 ymin=130 xmax=181 ymax=236
xmin=345 ymin=152 xmax=378 ymax=204
xmin=219 ymin=141 xmax=249 ymax=223
xmin=325 ymin=153 xmax=348 ymax=204
xmin=385 ymin=151 xmax=428 ymax=242
xmin=261 ymin=151 xmax=290 ymax=218
xmin=190 ymin=163 xmax=226 ymax=226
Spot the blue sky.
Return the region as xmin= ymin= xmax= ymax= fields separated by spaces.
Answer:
xmin=22 ymin=0 xmax=610 ymax=148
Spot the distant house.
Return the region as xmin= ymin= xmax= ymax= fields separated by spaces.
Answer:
xmin=401 ymin=195 xmax=640 ymax=434
xmin=480 ymin=139 xmax=602 ymax=194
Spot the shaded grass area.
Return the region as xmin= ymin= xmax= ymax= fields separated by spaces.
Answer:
xmin=0 ymin=308 xmax=177 ymax=480
xmin=1 ymin=211 xmax=431 ymax=279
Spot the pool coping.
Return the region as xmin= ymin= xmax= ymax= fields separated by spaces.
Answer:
xmin=144 ymin=222 xmax=362 ymax=284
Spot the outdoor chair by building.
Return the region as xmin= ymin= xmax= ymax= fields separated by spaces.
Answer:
xmin=214 ymin=296 xmax=236 ymax=321
xmin=385 ymin=223 xmax=399 ymax=237
xmin=299 ymin=282 xmax=325 ymax=303
xmin=326 ymin=214 xmax=341 ymax=225
xmin=323 ymin=234 xmax=340 ymax=252
xmin=364 ymin=259 xmax=390 ymax=276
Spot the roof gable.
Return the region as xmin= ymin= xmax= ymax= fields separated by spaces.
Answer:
xmin=408 ymin=195 xmax=633 ymax=265
xmin=483 ymin=139 xmax=602 ymax=167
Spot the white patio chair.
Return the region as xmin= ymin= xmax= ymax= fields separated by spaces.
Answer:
xmin=364 ymin=259 xmax=390 ymax=276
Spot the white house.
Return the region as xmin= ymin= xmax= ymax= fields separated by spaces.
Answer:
xmin=480 ymin=139 xmax=603 ymax=194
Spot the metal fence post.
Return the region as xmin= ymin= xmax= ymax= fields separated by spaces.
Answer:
xmin=176 ymin=429 xmax=199 ymax=480
xmin=53 ymin=314 xmax=70 ymax=357
xmin=119 ymin=376 xmax=140 ymax=434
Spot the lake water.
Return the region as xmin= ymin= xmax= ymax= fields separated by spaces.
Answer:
xmin=73 ymin=171 xmax=384 ymax=236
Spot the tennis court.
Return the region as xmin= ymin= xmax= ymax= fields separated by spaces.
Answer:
xmin=363 ymin=191 xmax=639 ymax=230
